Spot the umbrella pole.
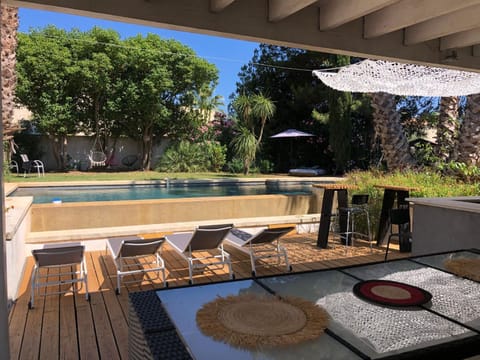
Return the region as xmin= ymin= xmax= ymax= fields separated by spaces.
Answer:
xmin=289 ymin=139 xmax=294 ymax=168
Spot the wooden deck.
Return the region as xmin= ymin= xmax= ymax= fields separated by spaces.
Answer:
xmin=8 ymin=234 xmax=409 ymax=360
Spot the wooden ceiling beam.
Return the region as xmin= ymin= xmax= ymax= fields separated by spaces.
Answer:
xmin=364 ymin=0 xmax=480 ymax=39
xmin=405 ymin=5 xmax=480 ymax=45
xmin=7 ymin=0 xmax=480 ymax=71
xmin=268 ymin=0 xmax=317 ymax=22
xmin=210 ymin=0 xmax=235 ymax=13
xmin=441 ymin=28 xmax=480 ymax=51
xmin=319 ymin=0 xmax=399 ymax=31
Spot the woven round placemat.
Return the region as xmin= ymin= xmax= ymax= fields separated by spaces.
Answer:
xmin=444 ymin=257 xmax=480 ymax=282
xmin=196 ymin=294 xmax=329 ymax=349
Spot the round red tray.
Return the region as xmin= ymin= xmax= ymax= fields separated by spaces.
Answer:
xmin=353 ymin=280 xmax=432 ymax=307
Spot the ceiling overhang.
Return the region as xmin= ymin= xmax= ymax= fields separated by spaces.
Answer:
xmin=5 ymin=0 xmax=480 ymax=72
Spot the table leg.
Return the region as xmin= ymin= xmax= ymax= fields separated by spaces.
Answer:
xmin=317 ymin=189 xmax=334 ymax=248
xmin=376 ymin=189 xmax=395 ymax=246
xmin=397 ymin=190 xmax=411 ymax=252
xmin=337 ymin=190 xmax=349 ymax=245
xmin=397 ymin=191 xmax=410 ymax=207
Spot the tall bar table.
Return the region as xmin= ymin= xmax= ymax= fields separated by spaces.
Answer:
xmin=313 ymin=183 xmax=358 ymax=249
xmin=375 ymin=184 xmax=419 ymax=247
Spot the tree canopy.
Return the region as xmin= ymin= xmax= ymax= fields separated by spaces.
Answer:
xmin=16 ymin=26 xmax=219 ymax=170
xmin=234 ymin=45 xmax=373 ymax=172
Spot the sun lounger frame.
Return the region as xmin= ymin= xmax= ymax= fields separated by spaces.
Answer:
xmin=29 ymin=245 xmax=89 ymax=309
xmin=166 ymin=225 xmax=234 ymax=284
xmin=107 ymin=236 xmax=167 ymax=294
xmin=226 ymin=226 xmax=294 ymax=276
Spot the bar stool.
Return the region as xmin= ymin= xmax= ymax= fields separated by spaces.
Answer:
xmin=385 ymin=208 xmax=411 ymax=261
xmin=336 ymin=194 xmax=372 ymax=253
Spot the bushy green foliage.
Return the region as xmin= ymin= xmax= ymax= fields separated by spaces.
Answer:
xmin=225 ymin=158 xmax=245 ymax=174
xmin=258 ymin=159 xmax=274 ymax=174
xmin=436 ymin=161 xmax=480 ymax=183
xmin=410 ymin=141 xmax=437 ymax=166
xmin=343 ymin=169 xmax=480 ymax=240
xmin=203 ymin=141 xmax=227 ymax=172
xmin=155 ymin=140 xmax=226 ymax=173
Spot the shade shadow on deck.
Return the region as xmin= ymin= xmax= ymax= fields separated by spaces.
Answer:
xmin=8 ymin=234 xmax=408 ymax=360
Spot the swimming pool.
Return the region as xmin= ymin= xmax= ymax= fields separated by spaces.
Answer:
xmin=11 ymin=181 xmax=318 ymax=204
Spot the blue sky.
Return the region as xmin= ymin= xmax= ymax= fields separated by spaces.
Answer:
xmin=18 ymin=8 xmax=260 ymax=110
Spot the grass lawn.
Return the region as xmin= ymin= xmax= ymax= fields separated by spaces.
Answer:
xmin=4 ymin=170 xmax=292 ymax=183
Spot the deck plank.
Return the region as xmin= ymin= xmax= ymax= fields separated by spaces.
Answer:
xmin=94 ymin=252 xmax=129 ymax=360
xmin=88 ymin=251 xmax=122 ymax=360
xmin=75 ymin=252 xmax=100 ymax=360
xmin=75 ymin=299 xmax=99 ymax=360
xmin=58 ymin=264 xmax=80 ymax=360
xmin=19 ymin=270 xmax=46 ymax=360
xmin=9 ymin=256 xmax=34 ymax=360
xmin=39 ymin=267 xmax=60 ymax=360
xmin=9 ymin=233 xmax=409 ymax=360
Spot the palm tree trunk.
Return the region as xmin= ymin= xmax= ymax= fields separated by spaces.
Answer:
xmin=436 ymin=96 xmax=459 ymax=162
xmin=1 ymin=5 xmax=18 ymax=153
xmin=371 ymin=92 xmax=416 ymax=170
xmin=256 ymin=117 xmax=266 ymax=148
xmin=0 ymin=6 xmax=17 ymax=357
xmin=456 ymin=93 xmax=480 ymax=166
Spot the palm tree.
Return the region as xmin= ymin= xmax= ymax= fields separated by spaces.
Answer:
xmin=233 ymin=94 xmax=253 ymax=129
xmin=195 ymin=88 xmax=224 ymax=123
xmin=371 ymin=92 xmax=416 ymax=170
xmin=436 ymin=96 xmax=459 ymax=162
xmin=251 ymin=93 xmax=275 ymax=148
xmin=456 ymin=93 xmax=480 ymax=166
xmin=230 ymin=125 xmax=257 ymax=174
xmin=1 ymin=5 xmax=18 ymax=356
xmin=231 ymin=93 xmax=275 ymax=174
xmin=1 ymin=4 xmax=19 ymax=158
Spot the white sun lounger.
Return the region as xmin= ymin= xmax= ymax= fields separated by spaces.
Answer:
xmin=165 ymin=224 xmax=234 ymax=284
xmin=224 ymin=226 xmax=295 ymax=276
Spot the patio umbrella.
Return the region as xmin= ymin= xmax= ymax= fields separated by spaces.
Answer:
xmin=270 ymin=129 xmax=315 ymax=169
xmin=270 ymin=129 xmax=315 ymax=139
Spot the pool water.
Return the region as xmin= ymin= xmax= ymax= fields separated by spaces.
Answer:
xmin=11 ymin=183 xmax=315 ymax=204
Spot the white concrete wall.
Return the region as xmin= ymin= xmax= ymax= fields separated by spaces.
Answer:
xmin=5 ymin=201 xmax=32 ymax=303
xmin=21 ymin=135 xmax=170 ymax=171
xmin=411 ymin=199 xmax=480 ymax=255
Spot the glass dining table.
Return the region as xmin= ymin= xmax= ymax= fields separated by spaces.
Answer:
xmin=129 ymin=249 xmax=480 ymax=360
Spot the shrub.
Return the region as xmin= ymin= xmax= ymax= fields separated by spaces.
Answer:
xmin=436 ymin=161 xmax=480 ymax=183
xmin=203 ymin=141 xmax=227 ymax=172
xmin=226 ymin=157 xmax=244 ymax=174
xmin=155 ymin=140 xmax=226 ymax=173
xmin=258 ymin=159 xmax=274 ymax=174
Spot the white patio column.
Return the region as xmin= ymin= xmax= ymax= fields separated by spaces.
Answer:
xmin=0 ymin=0 xmax=11 ymax=354
xmin=0 ymin=142 xmax=9 ymax=358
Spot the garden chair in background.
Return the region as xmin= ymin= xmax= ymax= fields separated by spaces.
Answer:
xmin=20 ymin=153 xmax=45 ymax=177
xmin=165 ymin=224 xmax=234 ymax=284
xmin=9 ymin=160 xmax=18 ymax=175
